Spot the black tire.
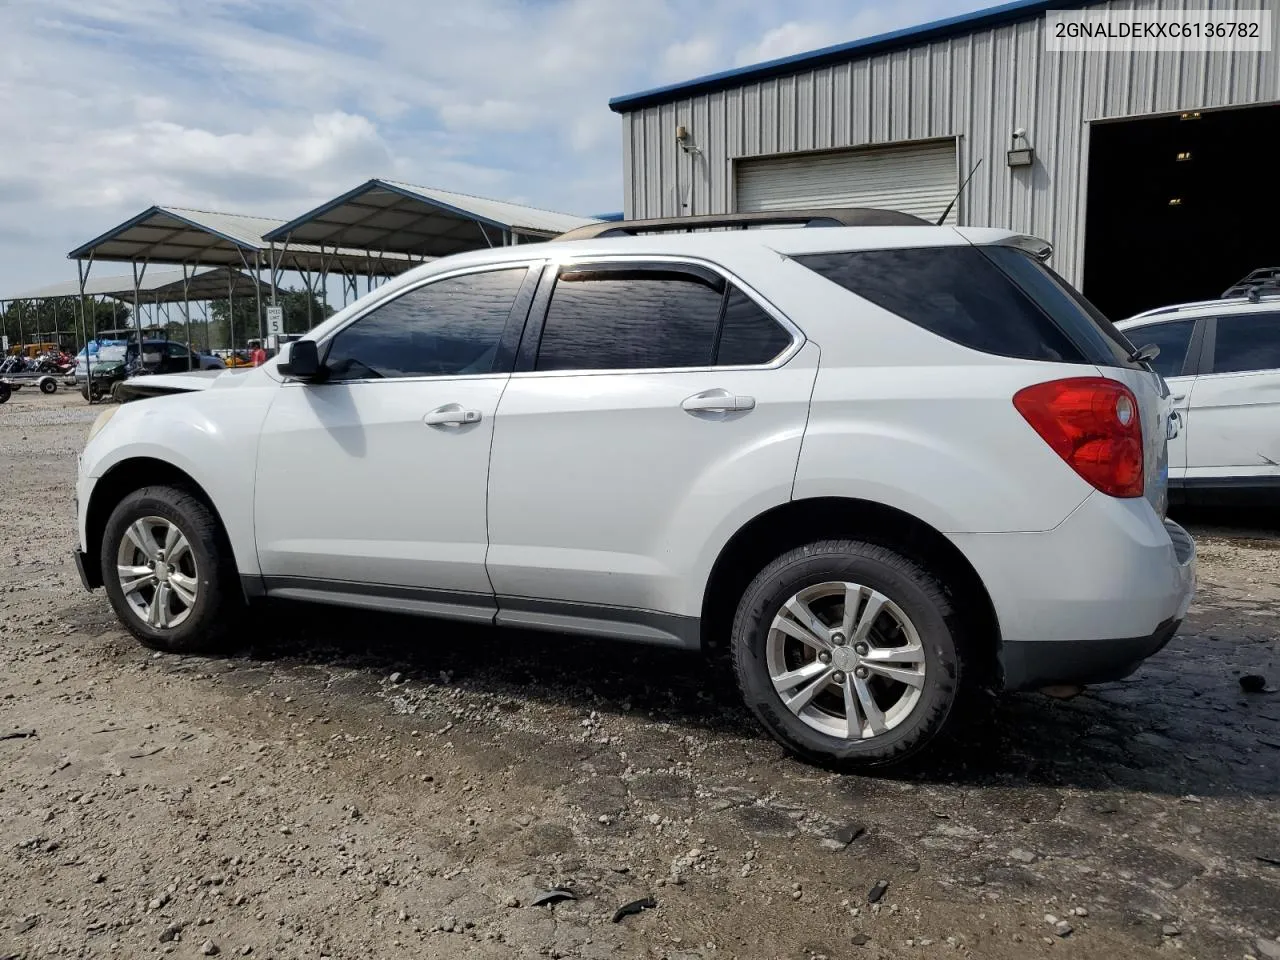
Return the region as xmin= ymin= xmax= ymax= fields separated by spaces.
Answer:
xmin=40 ymin=378 xmax=57 ymax=394
xmin=99 ymin=485 xmax=240 ymax=653
xmin=0 ymin=382 xmax=10 ymax=404
xmin=731 ymin=539 xmax=967 ymax=769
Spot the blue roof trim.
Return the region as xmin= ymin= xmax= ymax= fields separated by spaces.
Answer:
xmin=592 ymin=212 xmax=625 ymax=222
xmin=263 ymin=178 xmax=513 ymax=242
xmin=609 ymin=0 xmax=1075 ymax=113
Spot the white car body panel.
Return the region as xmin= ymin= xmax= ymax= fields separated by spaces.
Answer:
xmin=486 ymin=342 xmax=820 ymax=617
xmin=1185 ymin=369 xmax=1280 ymax=476
xmin=254 ymin=375 xmax=508 ymax=597
xmin=77 ymin=369 xmax=277 ymax=577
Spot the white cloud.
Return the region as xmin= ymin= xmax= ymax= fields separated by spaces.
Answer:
xmin=0 ymin=0 xmax=991 ymax=294
xmin=735 ymin=21 xmax=839 ymax=65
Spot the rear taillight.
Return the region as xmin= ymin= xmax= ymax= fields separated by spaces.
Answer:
xmin=1013 ymin=377 xmax=1144 ymax=498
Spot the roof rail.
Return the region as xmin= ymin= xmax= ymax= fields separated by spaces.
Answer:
xmin=553 ymin=207 xmax=930 ymax=242
xmin=1127 ymin=292 xmax=1280 ymax=321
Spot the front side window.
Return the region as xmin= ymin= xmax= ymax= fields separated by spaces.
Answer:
xmin=1123 ymin=319 xmax=1195 ymax=379
xmin=534 ymin=265 xmax=793 ymax=372
xmin=325 ymin=268 xmax=526 ymax=380
xmin=1211 ymin=312 xmax=1280 ymax=374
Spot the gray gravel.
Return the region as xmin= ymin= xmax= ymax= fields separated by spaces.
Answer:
xmin=2 ymin=388 xmax=1278 ymax=959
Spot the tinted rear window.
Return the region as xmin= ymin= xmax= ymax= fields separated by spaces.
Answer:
xmin=982 ymin=246 xmax=1137 ymax=368
xmin=795 ymin=246 xmax=1133 ymax=366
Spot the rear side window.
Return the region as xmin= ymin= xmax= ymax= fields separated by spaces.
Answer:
xmin=536 ymin=269 xmax=724 ymax=371
xmin=795 ymin=246 xmax=1128 ymax=366
xmin=1123 ymin=319 xmax=1196 ymax=378
xmin=1211 ymin=312 xmax=1280 ymax=373
xmin=534 ymin=266 xmax=793 ymax=372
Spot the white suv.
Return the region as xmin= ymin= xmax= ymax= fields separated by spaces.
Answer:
xmin=74 ymin=212 xmax=1196 ymax=768
xmin=1117 ymin=293 xmax=1280 ymax=505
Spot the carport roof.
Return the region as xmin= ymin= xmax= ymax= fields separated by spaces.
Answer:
xmin=66 ymin=205 xmax=410 ymax=275
xmin=261 ymin=179 xmax=600 ymax=257
xmin=5 ymin=265 xmax=271 ymax=304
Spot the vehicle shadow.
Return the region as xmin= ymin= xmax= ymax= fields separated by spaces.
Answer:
xmin=226 ymin=598 xmax=1278 ymax=800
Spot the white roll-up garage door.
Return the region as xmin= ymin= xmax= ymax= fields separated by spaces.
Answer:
xmin=735 ymin=140 xmax=959 ymax=224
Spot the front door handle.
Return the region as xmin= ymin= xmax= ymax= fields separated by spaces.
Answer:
xmin=424 ymin=403 xmax=482 ymax=426
xmin=681 ymin=388 xmax=756 ymax=414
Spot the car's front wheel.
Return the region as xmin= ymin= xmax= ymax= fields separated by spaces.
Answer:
xmin=99 ymin=485 xmax=237 ymax=652
xmin=731 ymin=539 xmax=968 ymax=769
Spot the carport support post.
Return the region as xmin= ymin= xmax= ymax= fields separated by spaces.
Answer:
xmin=268 ymin=242 xmax=278 ymax=307
xmin=253 ymin=252 xmax=264 ymax=343
xmin=77 ymin=256 xmax=95 ymax=402
xmin=130 ymin=260 xmax=147 ymax=351
xmin=180 ymin=262 xmax=195 ymax=369
xmin=226 ymin=269 xmax=235 ymax=357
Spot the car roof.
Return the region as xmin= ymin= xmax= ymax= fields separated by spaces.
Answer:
xmin=1117 ymin=295 xmax=1280 ymax=327
xmin=366 ymin=223 xmax=1026 ymax=292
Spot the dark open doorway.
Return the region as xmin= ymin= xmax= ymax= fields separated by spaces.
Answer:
xmin=1082 ymin=102 xmax=1280 ymax=321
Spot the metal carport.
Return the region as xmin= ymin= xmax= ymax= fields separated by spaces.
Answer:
xmin=65 ymin=205 xmax=412 ymax=355
xmin=262 ymin=179 xmax=598 ymax=301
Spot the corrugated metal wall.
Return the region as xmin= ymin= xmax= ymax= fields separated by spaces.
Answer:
xmin=619 ymin=0 xmax=1279 ymax=285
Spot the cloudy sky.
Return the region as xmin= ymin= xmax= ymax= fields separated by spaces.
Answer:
xmin=0 ymin=0 xmax=993 ymax=294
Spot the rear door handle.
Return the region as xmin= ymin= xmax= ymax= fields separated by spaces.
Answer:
xmin=681 ymin=388 xmax=756 ymax=414
xmin=424 ymin=403 xmax=482 ymax=426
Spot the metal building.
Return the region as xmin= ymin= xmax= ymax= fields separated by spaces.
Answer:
xmin=609 ymin=0 xmax=1278 ymax=318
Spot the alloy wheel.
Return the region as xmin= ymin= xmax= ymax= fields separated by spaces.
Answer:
xmin=766 ymin=581 xmax=926 ymax=740
xmin=115 ymin=516 xmax=199 ymax=629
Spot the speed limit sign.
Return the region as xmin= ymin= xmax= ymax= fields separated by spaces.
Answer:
xmin=266 ymin=305 xmax=284 ymax=337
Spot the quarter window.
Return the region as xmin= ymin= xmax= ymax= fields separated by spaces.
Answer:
xmin=715 ymin=288 xmax=793 ymax=366
xmin=1212 ymin=312 xmax=1280 ymax=374
xmin=795 ymin=247 xmax=1089 ymax=364
xmin=324 ymin=269 xmax=525 ymax=380
xmin=1123 ymin=319 xmax=1196 ymax=378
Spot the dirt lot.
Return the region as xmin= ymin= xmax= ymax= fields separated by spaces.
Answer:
xmin=2 ymin=388 xmax=1278 ymax=960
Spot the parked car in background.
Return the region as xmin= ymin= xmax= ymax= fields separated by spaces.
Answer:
xmin=73 ymin=211 xmax=1195 ymax=768
xmin=1118 ymin=293 xmax=1280 ymax=505
xmin=75 ymin=340 xmax=225 ymax=399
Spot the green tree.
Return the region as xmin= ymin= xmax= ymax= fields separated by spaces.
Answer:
xmin=1 ymin=298 xmax=131 ymax=352
xmin=207 ymin=287 xmax=332 ymax=351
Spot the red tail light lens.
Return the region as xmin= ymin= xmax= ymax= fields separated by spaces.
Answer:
xmin=1013 ymin=377 xmax=1144 ymax=498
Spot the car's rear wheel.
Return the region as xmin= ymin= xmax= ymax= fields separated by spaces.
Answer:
xmin=731 ymin=539 xmax=967 ymax=769
xmin=0 ymin=382 xmax=10 ymax=404
xmin=99 ymin=485 xmax=238 ymax=653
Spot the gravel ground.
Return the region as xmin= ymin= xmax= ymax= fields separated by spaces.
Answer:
xmin=2 ymin=388 xmax=1278 ymax=960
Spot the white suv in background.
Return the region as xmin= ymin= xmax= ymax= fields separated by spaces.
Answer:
xmin=1118 ymin=293 xmax=1280 ymax=505
xmin=73 ymin=211 xmax=1195 ymax=768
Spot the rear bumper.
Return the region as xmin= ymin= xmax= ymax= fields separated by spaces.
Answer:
xmin=1000 ymin=616 xmax=1180 ymax=690
xmin=950 ymin=495 xmax=1196 ymax=691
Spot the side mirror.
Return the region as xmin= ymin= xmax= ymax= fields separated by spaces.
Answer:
xmin=278 ymin=339 xmax=322 ymax=381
